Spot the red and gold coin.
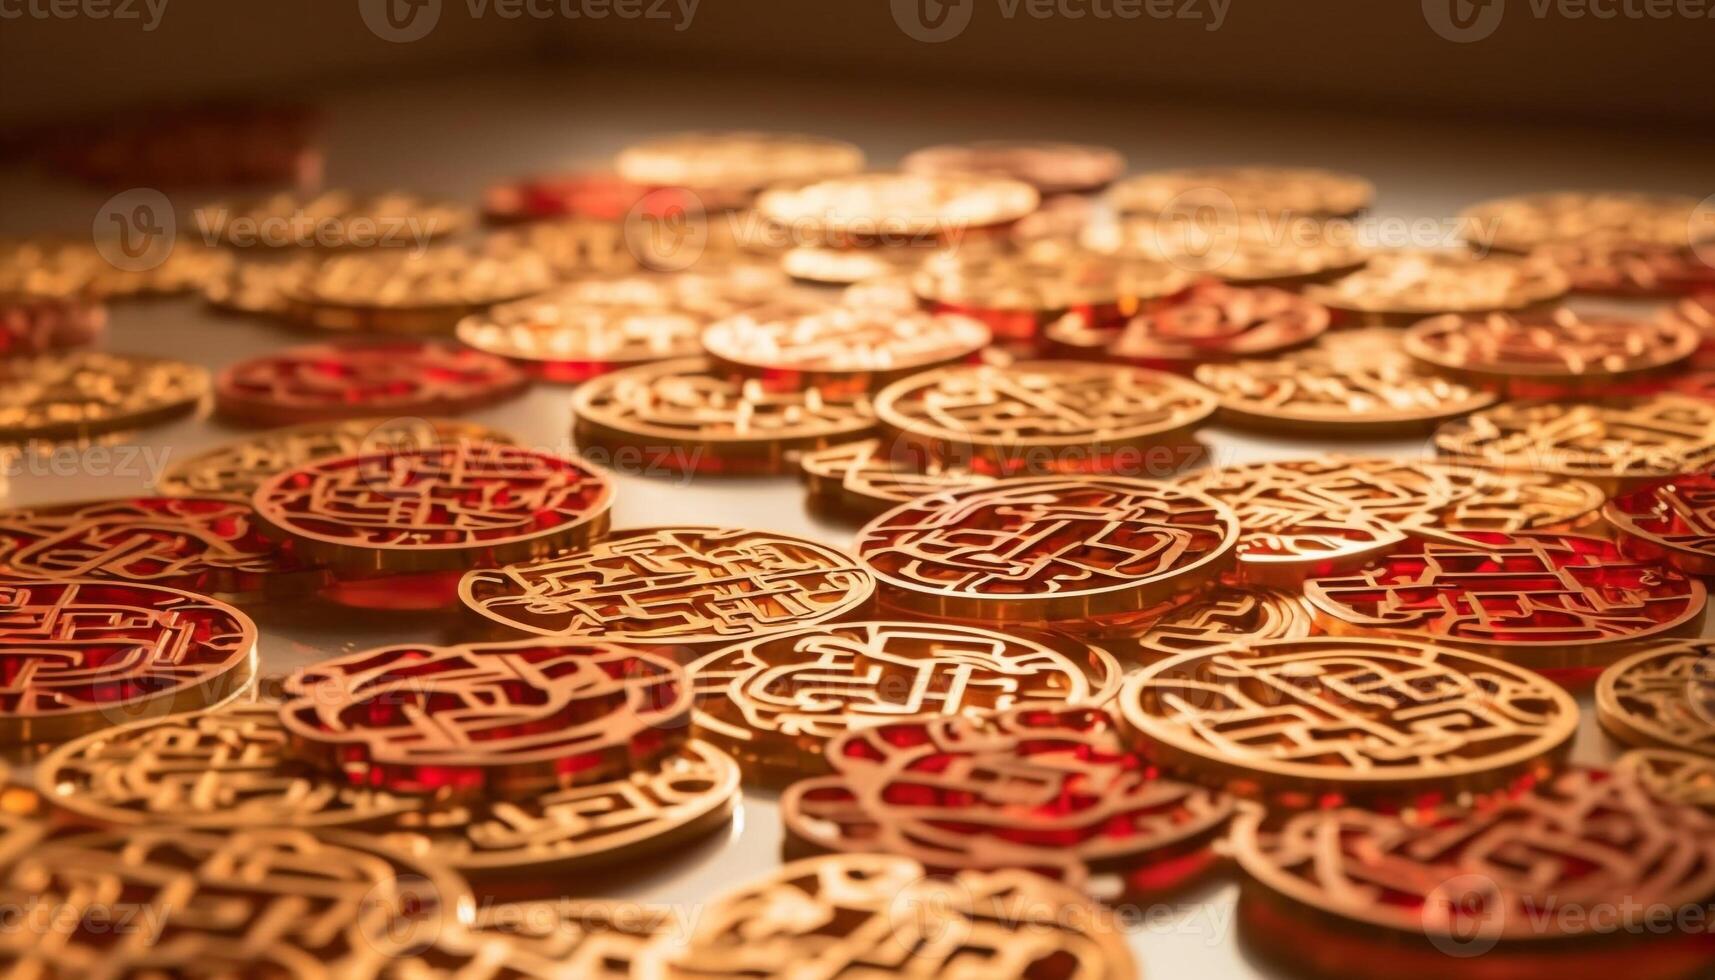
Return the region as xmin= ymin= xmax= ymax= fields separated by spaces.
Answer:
xmin=1194 ymin=328 xmax=1500 ymax=436
xmin=856 ymin=476 xmax=1238 ymax=628
xmin=1304 ymin=530 xmax=1706 ymax=671
xmin=0 ymin=292 xmax=105 ymax=356
xmin=1461 ymin=190 xmax=1706 ymax=252
xmin=457 ymin=264 xmax=785 ymax=382
xmin=911 ymin=246 xmax=1190 ymax=341
xmin=280 ymin=639 xmax=689 ymax=797
xmin=782 ymin=704 xmax=1231 ymax=894
xmin=1533 ymin=238 xmax=1715 ymax=296
xmin=1596 ymin=641 xmax=1715 ymax=756
xmin=1048 ymin=281 xmax=1329 ymax=368
xmin=282 ymin=240 xmax=559 ymax=334
xmin=1129 ymin=587 xmax=1317 ymax=662
xmin=901 ymin=140 xmax=1126 ymax=196
xmin=687 ymin=621 xmax=1120 ymax=783
xmin=0 ymin=351 xmax=208 ymax=443
xmin=638 ymin=854 xmax=1138 ymax=979
xmin=214 ymin=339 xmax=530 ymax=427
xmin=570 ymin=358 xmax=876 ymax=475
xmin=1605 ymin=472 xmax=1715 ymax=575
xmin=0 ymin=579 xmax=257 ymax=744
xmin=253 ymin=440 xmax=612 ymax=608
xmin=1111 ymin=165 xmax=1374 ymax=217
xmin=798 ymin=438 xmax=997 ymax=521
xmin=0 ymin=496 xmax=326 ymax=603
xmin=615 ymin=131 xmax=864 ymax=192
xmin=389 ymin=899 xmax=676 ymax=980
xmin=156 ymin=416 xmax=514 ymax=500
xmin=1434 ymin=395 xmax=1715 ymax=491
xmin=1304 ymin=250 xmax=1568 ymax=324
xmin=1179 ymin=457 xmax=1606 ymax=586
xmin=1081 ymin=213 xmax=1370 ymax=285
xmin=460 ymin=526 xmax=874 ymax=647
xmin=0 ymin=826 xmax=469 ymax=979
xmin=701 ymin=302 xmax=990 ymax=394
xmin=195 ymin=189 xmax=473 ymax=250
xmin=874 ymin=361 xmax=1214 ymax=476
xmin=482 ymin=171 xmax=691 ymax=224
xmin=1618 ymin=749 xmax=1715 ymax=811
xmin=1120 ymin=636 xmax=1577 ymax=799
xmin=1230 ymin=767 xmax=1715 ymax=980
xmin=1403 ymin=307 xmax=1698 ymax=398
xmin=755 ymin=172 xmax=1039 ymax=248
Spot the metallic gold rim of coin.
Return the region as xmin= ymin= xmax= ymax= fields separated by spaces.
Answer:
xmin=1616 ymin=748 xmax=1715 ymax=811
xmin=154 ymin=417 xmax=517 ymax=500
xmin=459 ymin=525 xmax=877 ymax=647
xmin=1303 ymin=530 xmax=1708 ymax=670
xmin=1122 ymin=636 xmax=1578 ymax=798
xmin=0 ymin=351 xmax=209 ymax=444
xmin=686 ymin=621 xmax=1123 ymax=784
xmin=856 ymin=476 xmax=1240 ymax=624
xmin=1604 ymin=472 xmax=1715 ymax=576
xmin=1109 ymin=165 xmax=1375 ymax=217
xmin=701 ymin=303 xmax=991 ymax=394
xmin=213 ymin=339 xmax=532 ymax=428
xmin=1193 ymin=335 xmax=1500 ymax=437
xmin=1432 ymin=395 xmax=1715 ymax=493
xmin=1402 ymin=307 xmax=1699 ymax=395
xmin=754 ymin=172 xmax=1041 ymax=246
xmin=633 ymin=853 xmax=1140 ymax=980
xmin=251 ymin=441 xmax=614 ymax=575
xmin=193 ymin=189 xmax=475 ymax=250
xmin=1460 ymin=191 xmax=1707 ymax=253
xmin=873 ymin=361 xmax=1217 ymax=473
xmin=0 ymin=495 xmax=330 ymax=604
xmin=1303 ymin=250 xmax=1570 ymax=323
xmin=1128 ymin=586 xmax=1318 ymax=662
xmin=1227 ymin=766 xmax=1715 ymax=971
xmin=570 ymin=357 xmax=876 ymax=476
xmin=0 ymin=577 xmax=258 ymax=745
xmin=798 ymin=438 xmax=998 ymax=522
xmin=1595 ymin=641 xmax=1715 ymax=755
xmin=900 ymin=140 xmax=1127 ymax=195
xmin=4 ymin=826 xmax=475 ymax=976
xmin=615 ymin=131 xmax=865 ymax=190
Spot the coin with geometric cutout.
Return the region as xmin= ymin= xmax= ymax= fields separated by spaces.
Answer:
xmin=1596 ymin=641 xmax=1715 ymax=756
xmin=385 ymin=899 xmax=677 ymax=980
xmin=1616 ymin=749 xmax=1715 ymax=812
xmin=1604 ymin=472 xmax=1715 ymax=576
xmin=1403 ymin=307 xmax=1697 ymax=398
xmin=1304 ymin=250 xmax=1568 ymax=324
xmin=798 ymin=439 xmax=998 ymax=521
xmin=0 ymin=351 xmax=208 ymax=443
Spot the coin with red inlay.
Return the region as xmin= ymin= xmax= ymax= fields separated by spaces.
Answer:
xmin=215 ymin=339 xmax=530 ymax=427
xmin=1047 ymin=282 xmax=1329 ymax=369
xmin=0 ymin=579 xmax=257 ymax=744
xmin=278 ymin=639 xmax=689 ymax=798
xmin=1403 ymin=307 xmax=1697 ymax=398
xmin=252 ymin=440 xmax=612 ymax=609
xmin=0 ymin=293 xmax=105 ymax=357
xmin=1303 ymin=529 xmax=1706 ymax=673
xmin=482 ymin=171 xmax=695 ymax=224
xmin=0 ymin=497 xmax=326 ymax=604
xmin=1606 ymin=472 xmax=1715 ymax=575
xmin=912 ymin=245 xmax=1190 ymax=342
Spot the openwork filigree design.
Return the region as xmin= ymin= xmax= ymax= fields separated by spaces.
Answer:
xmin=1229 ymin=766 xmax=1715 ymax=942
xmin=1131 ymin=587 xmax=1317 ymax=661
xmin=390 ymin=899 xmax=676 ymax=980
xmin=799 ymin=439 xmax=996 ymax=520
xmin=0 ymin=579 xmax=256 ymax=744
xmin=688 ymin=621 xmax=1120 ymax=781
xmin=279 ymin=640 xmax=690 ymax=796
xmin=214 ymin=340 xmax=528 ymax=426
xmin=1617 ymin=749 xmax=1715 ymax=812
xmin=1596 ymin=641 xmax=1715 ymax=755
xmin=0 ymin=827 xmax=468 ymax=978
xmin=1303 ymin=531 xmax=1705 ymax=665
xmin=855 ymin=477 xmax=1237 ymax=624
xmin=1605 ymin=472 xmax=1715 ymax=575
xmin=781 ymin=705 xmax=1232 ymax=893
xmin=1435 ymin=395 xmax=1715 ymax=488
xmin=1404 ymin=308 xmax=1697 ymax=394
xmin=0 ymin=351 xmax=207 ymax=442
xmin=460 ymin=527 xmax=873 ymax=645
xmin=1304 ymin=250 xmax=1568 ymax=319
xmin=1118 ymin=637 xmax=1577 ymax=795
xmin=640 ymin=854 xmax=1138 ymax=979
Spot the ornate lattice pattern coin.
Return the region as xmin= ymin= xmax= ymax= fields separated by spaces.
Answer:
xmin=460 ymin=526 xmax=874 ymax=646
xmin=1461 ymin=191 xmax=1706 ymax=252
xmin=798 ymin=439 xmax=997 ymax=521
xmin=1604 ymin=472 xmax=1715 ymax=575
xmin=1130 ymin=587 xmax=1318 ymax=662
xmin=1433 ymin=395 xmax=1715 ymax=490
xmin=0 ymin=351 xmax=208 ymax=443
xmin=1617 ymin=749 xmax=1715 ymax=811
xmin=1596 ymin=641 xmax=1715 ymax=756
xmin=1304 ymin=250 xmax=1568 ymax=322
xmin=386 ymin=899 xmax=676 ymax=980
xmin=754 ymin=172 xmax=1039 ymax=247
xmin=701 ymin=303 xmax=991 ymax=394
xmin=1403 ymin=308 xmax=1697 ymax=397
